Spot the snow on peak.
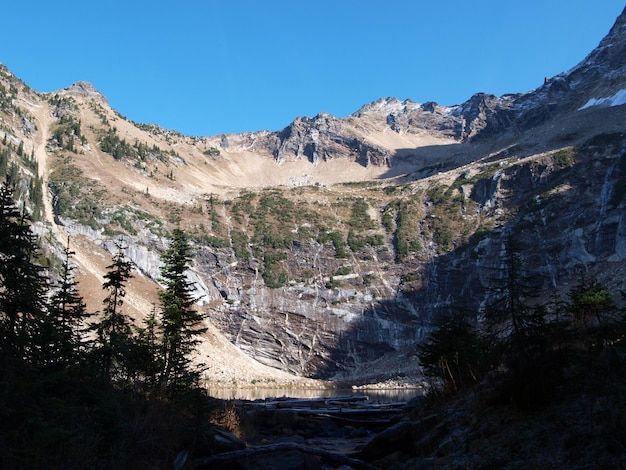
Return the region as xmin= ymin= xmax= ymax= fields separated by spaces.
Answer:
xmin=579 ymin=88 xmax=626 ymax=110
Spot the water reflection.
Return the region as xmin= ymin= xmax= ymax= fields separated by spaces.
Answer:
xmin=207 ymin=386 xmax=422 ymax=403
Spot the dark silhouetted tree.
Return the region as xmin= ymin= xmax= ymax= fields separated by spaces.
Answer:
xmin=48 ymin=236 xmax=92 ymax=367
xmin=418 ymin=310 xmax=492 ymax=394
xmin=158 ymin=229 xmax=207 ymax=392
xmin=129 ymin=303 xmax=163 ymax=389
xmin=0 ymin=181 xmax=49 ymax=363
xmin=93 ymin=240 xmax=134 ymax=380
xmin=483 ymin=235 xmax=548 ymax=365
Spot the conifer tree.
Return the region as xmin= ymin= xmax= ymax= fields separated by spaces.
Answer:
xmin=0 ymin=181 xmax=49 ymax=363
xmin=568 ymin=275 xmax=621 ymax=351
xmin=483 ymin=235 xmax=547 ymax=364
xmin=418 ymin=310 xmax=491 ymax=393
xmin=158 ymin=229 xmax=207 ymax=391
xmin=94 ymin=240 xmax=134 ymax=380
xmin=48 ymin=236 xmax=92 ymax=367
xmin=130 ymin=303 xmax=163 ymax=388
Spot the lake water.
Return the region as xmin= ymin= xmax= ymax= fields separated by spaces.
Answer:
xmin=206 ymin=386 xmax=423 ymax=403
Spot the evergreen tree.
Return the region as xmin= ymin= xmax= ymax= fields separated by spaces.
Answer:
xmin=130 ymin=303 xmax=164 ymax=389
xmin=483 ymin=235 xmax=547 ymax=364
xmin=158 ymin=229 xmax=207 ymax=392
xmin=0 ymin=181 xmax=50 ymax=363
xmin=568 ymin=275 xmax=621 ymax=351
xmin=418 ymin=310 xmax=491 ymax=393
xmin=48 ymin=236 xmax=92 ymax=367
xmin=94 ymin=240 xmax=134 ymax=380
xmin=482 ymin=235 xmax=564 ymax=408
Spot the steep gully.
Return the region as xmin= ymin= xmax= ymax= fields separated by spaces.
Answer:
xmin=24 ymin=98 xmax=160 ymax=320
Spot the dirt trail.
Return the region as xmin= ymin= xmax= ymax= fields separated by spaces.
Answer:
xmin=24 ymin=99 xmax=56 ymax=232
xmin=27 ymin=102 xmax=83 ymax=258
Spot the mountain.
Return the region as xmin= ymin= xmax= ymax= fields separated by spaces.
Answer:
xmin=0 ymin=7 xmax=625 ymax=385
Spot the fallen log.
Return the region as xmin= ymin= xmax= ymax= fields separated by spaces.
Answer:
xmin=193 ymin=442 xmax=380 ymax=470
xmin=254 ymin=395 xmax=370 ymax=409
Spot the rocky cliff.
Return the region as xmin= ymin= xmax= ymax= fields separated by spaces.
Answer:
xmin=0 ymin=7 xmax=625 ymax=384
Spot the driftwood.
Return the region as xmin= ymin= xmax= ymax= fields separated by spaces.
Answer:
xmin=250 ymin=394 xmax=370 ymax=408
xmin=193 ymin=441 xmax=380 ymax=470
xmin=194 ymin=394 xmax=407 ymax=468
xmin=245 ymin=394 xmax=406 ymax=425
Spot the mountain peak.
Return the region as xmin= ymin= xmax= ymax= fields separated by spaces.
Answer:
xmin=604 ymin=6 xmax=626 ymax=44
xmin=58 ymin=81 xmax=108 ymax=105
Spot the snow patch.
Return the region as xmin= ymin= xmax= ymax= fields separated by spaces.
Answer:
xmin=579 ymin=88 xmax=626 ymax=110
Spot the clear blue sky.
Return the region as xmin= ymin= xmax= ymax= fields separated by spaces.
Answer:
xmin=1 ymin=1 xmax=624 ymax=136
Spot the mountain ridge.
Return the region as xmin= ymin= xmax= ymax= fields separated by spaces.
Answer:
xmin=0 ymin=7 xmax=625 ymax=384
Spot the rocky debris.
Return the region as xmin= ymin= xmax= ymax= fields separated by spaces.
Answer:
xmin=194 ymin=395 xmax=406 ymax=470
xmin=357 ymin=414 xmax=441 ymax=463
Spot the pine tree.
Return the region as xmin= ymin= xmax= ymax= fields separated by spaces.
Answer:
xmin=130 ymin=303 xmax=163 ymax=389
xmin=483 ymin=235 xmax=547 ymax=364
xmin=482 ymin=235 xmax=561 ymax=408
xmin=158 ymin=229 xmax=207 ymax=392
xmin=48 ymin=236 xmax=92 ymax=367
xmin=568 ymin=275 xmax=621 ymax=351
xmin=94 ymin=240 xmax=134 ymax=380
xmin=418 ymin=310 xmax=491 ymax=393
xmin=0 ymin=181 xmax=50 ymax=363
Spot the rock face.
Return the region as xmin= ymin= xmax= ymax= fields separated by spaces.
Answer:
xmin=191 ymin=8 xmax=626 ymax=380
xmin=60 ymin=81 xmax=109 ymax=105
xmin=2 ymin=8 xmax=626 ymax=383
xmin=195 ymin=133 xmax=626 ymax=380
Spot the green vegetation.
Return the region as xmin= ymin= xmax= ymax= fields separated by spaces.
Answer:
xmin=230 ymin=228 xmax=250 ymax=260
xmin=50 ymin=115 xmax=83 ymax=152
xmin=89 ymin=99 xmax=109 ymax=125
xmin=49 ymin=163 xmax=104 ymax=229
xmin=390 ymin=199 xmax=424 ymax=258
xmin=320 ymin=230 xmax=349 ymax=258
xmin=93 ymin=240 xmax=135 ymax=380
xmin=426 ymin=184 xmax=449 ymax=204
xmin=347 ymin=230 xmax=384 ymax=252
xmin=250 ymin=189 xmax=296 ymax=250
xmin=262 ymin=252 xmax=289 ymax=288
xmin=48 ymin=238 xmax=93 ymax=366
xmin=203 ymin=147 xmax=221 ymax=157
xmin=418 ymin=310 xmax=491 ymax=393
xmin=325 ymin=276 xmax=341 ymax=289
xmin=348 ymin=197 xmax=377 ymax=230
xmin=334 ymin=265 xmax=351 ymax=276
xmin=99 ymin=127 xmax=168 ymax=163
xmin=0 ymin=182 xmax=49 ymax=362
xmin=0 ymin=142 xmax=44 ymax=221
xmin=426 ymin=214 xmax=453 ymax=250
xmin=0 ymin=81 xmax=18 ymax=112
xmin=99 ymin=127 xmax=136 ymax=160
xmin=551 ymin=148 xmax=575 ymax=166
